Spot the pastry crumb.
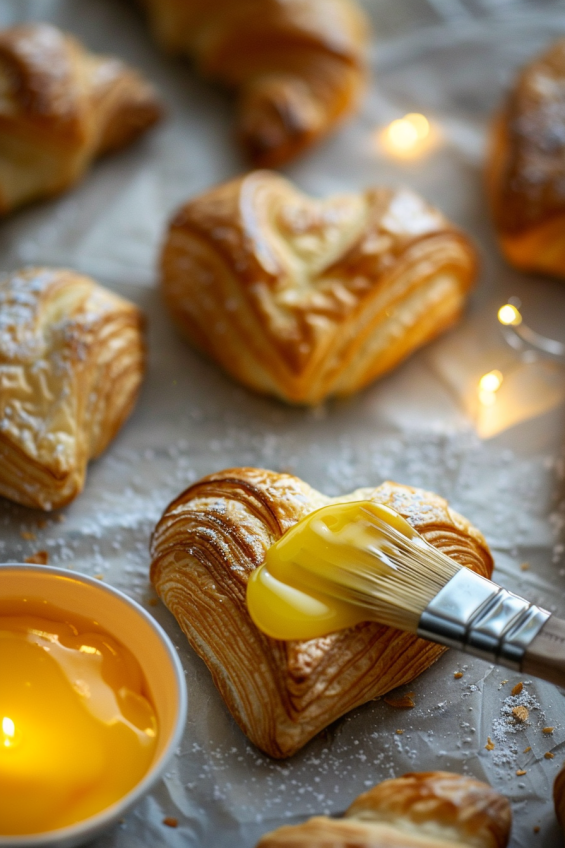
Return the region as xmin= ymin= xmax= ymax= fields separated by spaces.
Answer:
xmin=163 ymin=817 xmax=178 ymax=828
xmin=24 ymin=551 xmax=49 ymax=565
xmin=542 ymin=727 xmax=554 ymax=734
xmin=94 ymin=574 xmax=104 ymax=581
xmin=453 ymin=672 xmax=463 ymax=679
xmin=520 ymin=562 xmax=530 ymax=571
xmin=500 ymin=679 xmax=508 ymax=685
xmin=523 ymin=746 xmax=531 ymax=753
xmin=533 ymin=826 xmax=540 ymax=833
xmin=511 ymin=682 xmax=523 ymax=696
xmin=512 ymin=706 xmax=529 ymax=723
xmin=55 ymin=514 xmax=66 ymax=523
xmin=516 ymin=769 xmax=527 ymax=776
xmin=384 ymin=694 xmax=415 ymax=709
xmin=545 ymin=752 xmax=555 ymax=759
xmin=20 ymin=530 xmax=36 ymax=541
xmin=395 ymin=729 xmax=404 ymax=735
xmin=148 ymin=598 xmax=159 ymax=607
xmin=485 ymin=737 xmax=495 ymax=751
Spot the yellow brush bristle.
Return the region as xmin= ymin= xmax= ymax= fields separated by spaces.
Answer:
xmin=264 ymin=501 xmax=463 ymax=634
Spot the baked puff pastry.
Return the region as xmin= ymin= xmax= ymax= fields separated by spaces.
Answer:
xmin=0 ymin=23 xmax=162 ymax=214
xmin=257 ymin=771 xmax=511 ymax=848
xmin=140 ymin=0 xmax=368 ymax=166
xmin=161 ymin=171 xmax=478 ymax=405
xmin=150 ymin=468 xmax=493 ymax=758
xmin=0 ymin=267 xmax=145 ymax=510
xmin=488 ymin=39 xmax=565 ymax=277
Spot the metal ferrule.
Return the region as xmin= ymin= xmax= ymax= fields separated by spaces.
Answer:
xmin=417 ymin=569 xmax=551 ymax=670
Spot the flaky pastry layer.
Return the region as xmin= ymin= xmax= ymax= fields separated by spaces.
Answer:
xmin=140 ymin=0 xmax=368 ymax=165
xmin=0 ymin=267 xmax=145 ymax=510
xmin=150 ymin=468 xmax=493 ymax=758
xmin=161 ymin=171 xmax=477 ymax=405
xmin=487 ymin=39 xmax=565 ymax=277
xmin=257 ymin=771 xmax=511 ymax=848
xmin=0 ymin=23 xmax=162 ymax=213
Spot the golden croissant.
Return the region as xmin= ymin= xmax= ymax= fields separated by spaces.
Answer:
xmin=0 ymin=267 xmax=145 ymax=510
xmin=488 ymin=38 xmax=565 ymax=278
xmin=161 ymin=171 xmax=478 ymax=405
xmin=150 ymin=468 xmax=493 ymax=758
xmin=140 ymin=0 xmax=368 ymax=166
xmin=0 ymin=23 xmax=162 ymax=214
xmin=257 ymin=771 xmax=511 ymax=848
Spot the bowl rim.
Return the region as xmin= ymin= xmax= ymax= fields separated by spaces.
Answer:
xmin=0 ymin=563 xmax=188 ymax=847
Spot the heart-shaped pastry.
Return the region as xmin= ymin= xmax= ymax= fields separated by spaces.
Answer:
xmin=0 ymin=23 xmax=162 ymax=214
xmin=161 ymin=171 xmax=478 ymax=404
xmin=150 ymin=468 xmax=493 ymax=758
xmin=0 ymin=267 xmax=145 ymax=510
xmin=257 ymin=771 xmax=511 ymax=847
xmin=140 ymin=0 xmax=368 ymax=166
xmin=488 ymin=38 xmax=565 ymax=277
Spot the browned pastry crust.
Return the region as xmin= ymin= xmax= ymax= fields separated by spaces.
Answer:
xmin=150 ymin=468 xmax=493 ymax=758
xmin=0 ymin=267 xmax=145 ymax=510
xmin=487 ymin=38 xmax=565 ymax=276
xmin=554 ymin=762 xmax=565 ymax=832
xmin=161 ymin=171 xmax=478 ymax=405
xmin=140 ymin=0 xmax=368 ymax=166
xmin=256 ymin=771 xmax=511 ymax=847
xmin=0 ymin=23 xmax=162 ymax=214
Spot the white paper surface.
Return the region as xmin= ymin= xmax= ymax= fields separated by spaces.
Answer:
xmin=2 ymin=1 xmax=565 ymax=845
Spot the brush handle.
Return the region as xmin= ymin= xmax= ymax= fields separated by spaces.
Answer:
xmin=522 ymin=616 xmax=565 ymax=687
xmin=418 ymin=569 xmax=553 ymax=676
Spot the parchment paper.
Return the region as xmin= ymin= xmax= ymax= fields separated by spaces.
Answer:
xmin=2 ymin=1 xmax=565 ymax=845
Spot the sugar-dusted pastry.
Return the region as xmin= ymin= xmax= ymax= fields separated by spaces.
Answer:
xmin=140 ymin=0 xmax=368 ymax=166
xmin=0 ymin=23 xmax=162 ymax=214
xmin=150 ymin=468 xmax=493 ymax=758
xmin=488 ymin=38 xmax=565 ymax=277
xmin=161 ymin=171 xmax=478 ymax=405
xmin=0 ymin=267 xmax=145 ymax=510
xmin=257 ymin=771 xmax=511 ymax=847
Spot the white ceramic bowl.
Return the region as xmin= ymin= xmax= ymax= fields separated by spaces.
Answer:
xmin=0 ymin=564 xmax=187 ymax=848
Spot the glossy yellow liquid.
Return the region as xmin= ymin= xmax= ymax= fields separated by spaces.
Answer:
xmin=247 ymin=500 xmax=417 ymax=641
xmin=0 ymin=601 xmax=158 ymax=835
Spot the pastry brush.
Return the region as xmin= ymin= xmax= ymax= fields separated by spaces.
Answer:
xmin=247 ymin=501 xmax=565 ymax=686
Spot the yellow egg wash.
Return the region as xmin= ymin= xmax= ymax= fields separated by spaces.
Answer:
xmin=0 ymin=599 xmax=158 ymax=836
xmin=247 ymin=501 xmax=418 ymax=641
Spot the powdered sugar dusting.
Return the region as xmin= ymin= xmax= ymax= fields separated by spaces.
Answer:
xmin=491 ymin=684 xmax=547 ymax=767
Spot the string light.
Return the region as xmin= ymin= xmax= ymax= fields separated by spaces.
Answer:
xmin=479 ymin=370 xmax=503 ymax=393
xmin=498 ymin=304 xmax=522 ymax=326
xmin=382 ymin=113 xmax=431 ymax=156
xmin=478 ymin=370 xmax=503 ymax=406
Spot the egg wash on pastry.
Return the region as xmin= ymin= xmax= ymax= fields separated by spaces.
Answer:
xmin=247 ymin=500 xmax=429 ymax=640
xmin=0 ymin=600 xmax=157 ymax=835
xmin=248 ymin=497 xmax=558 ymax=692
